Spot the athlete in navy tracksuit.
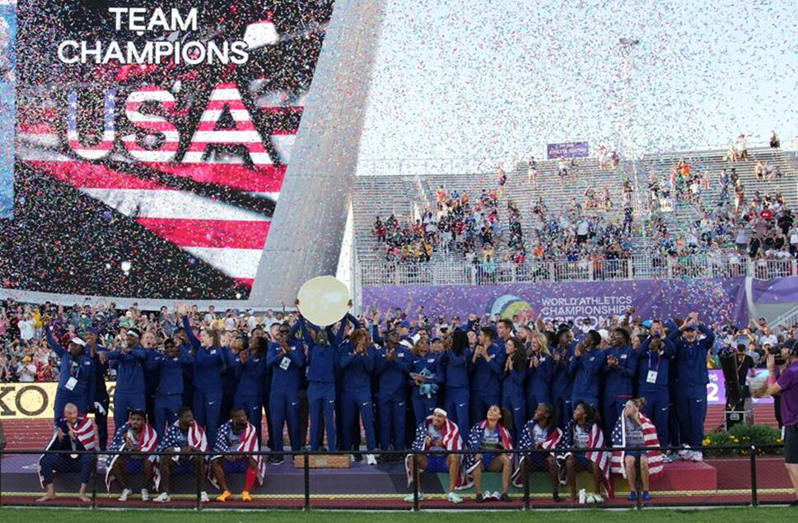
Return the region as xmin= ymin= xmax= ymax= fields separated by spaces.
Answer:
xmin=107 ymin=328 xmax=147 ymax=429
xmin=501 ymin=336 xmax=527 ymax=442
xmin=339 ymin=329 xmax=377 ymax=456
xmin=601 ymin=328 xmax=638 ymax=436
xmin=182 ymin=315 xmax=225 ymax=446
xmin=149 ymin=339 xmax=194 ymax=437
xmin=471 ymin=327 xmax=506 ymax=423
xmin=44 ymin=323 xmax=95 ymax=419
xmin=267 ymin=321 xmax=305 ymax=454
xmin=83 ymin=329 xmax=109 ymax=449
xmin=569 ymin=330 xmax=605 ymax=409
xmin=669 ymin=314 xmax=715 ymax=459
xmin=302 ymin=317 xmax=337 ymax=451
xmin=226 ymin=335 xmax=267 ymax=444
xmin=636 ymin=321 xmax=676 ymax=446
xmin=327 ymin=313 xmax=361 ymax=450
xmin=442 ymin=329 xmax=472 ymax=434
xmin=550 ymin=329 xmax=576 ymax=428
xmin=525 ymin=332 xmax=553 ymax=419
xmin=409 ymin=340 xmax=442 ymax=426
xmin=374 ymin=330 xmax=412 ymax=450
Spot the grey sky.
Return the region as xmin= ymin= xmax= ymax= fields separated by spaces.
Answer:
xmin=356 ymin=0 xmax=798 ymax=173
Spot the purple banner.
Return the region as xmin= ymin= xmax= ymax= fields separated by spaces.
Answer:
xmin=546 ymin=141 xmax=590 ymax=159
xmin=751 ymin=277 xmax=798 ymax=304
xmin=362 ymin=278 xmax=749 ymax=327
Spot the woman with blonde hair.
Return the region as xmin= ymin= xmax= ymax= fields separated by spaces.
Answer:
xmin=610 ymin=398 xmax=664 ymax=502
xmin=525 ymin=331 xmax=553 ymax=419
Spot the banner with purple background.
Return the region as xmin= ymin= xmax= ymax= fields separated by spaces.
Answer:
xmin=362 ymin=278 xmax=749 ymax=327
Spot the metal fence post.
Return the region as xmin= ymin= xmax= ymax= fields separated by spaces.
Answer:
xmin=635 ymin=455 xmax=642 ymax=510
xmin=195 ymin=454 xmax=202 ymax=511
xmin=91 ymin=451 xmax=98 ymax=509
xmin=412 ymin=451 xmax=420 ymax=511
xmin=750 ymin=445 xmax=758 ymax=507
xmin=304 ymin=453 xmax=311 ymax=511
xmin=523 ymin=452 xmax=530 ymax=510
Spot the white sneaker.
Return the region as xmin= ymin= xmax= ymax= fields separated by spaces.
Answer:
xmin=140 ymin=489 xmax=149 ymax=501
xmin=365 ymin=454 xmax=377 ymax=466
xmin=678 ymin=445 xmax=691 ymax=459
xmin=118 ymin=488 xmax=131 ymax=502
xmin=691 ymin=451 xmax=703 ymax=462
xmin=200 ymin=491 xmax=210 ymax=503
xmin=153 ymin=492 xmax=171 ymax=503
xmin=593 ymin=494 xmax=604 ymax=504
xmin=586 ymin=493 xmax=596 ymax=504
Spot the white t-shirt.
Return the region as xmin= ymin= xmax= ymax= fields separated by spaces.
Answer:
xmin=758 ymin=334 xmax=778 ymax=348
xmin=19 ymin=319 xmax=36 ymax=341
xmin=18 ymin=362 xmax=36 ymax=382
xmin=577 ymin=221 xmax=589 ymax=236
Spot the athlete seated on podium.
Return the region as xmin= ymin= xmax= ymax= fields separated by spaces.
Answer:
xmin=210 ymin=407 xmax=265 ymax=503
xmin=463 ymin=405 xmax=514 ymax=502
xmin=404 ymin=408 xmax=464 ymax=504
xmin=37 ymin=403 xmax=96 ymax=503
xmin=105 ymin=409 xmax=159 ymax=501
xmin=513 ymin=403 xmax=563 ymax=501
xmin=153 ymin=407 xmax=209 ymax=504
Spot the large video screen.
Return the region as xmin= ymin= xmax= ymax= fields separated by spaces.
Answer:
xmin=1 ymin=0 xmax=333 ymax=300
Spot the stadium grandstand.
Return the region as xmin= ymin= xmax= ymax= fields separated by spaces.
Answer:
xmin=2 ymin=0 xmax=798 ymax=520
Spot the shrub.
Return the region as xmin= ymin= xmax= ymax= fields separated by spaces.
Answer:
xmin=703 ymin=424 xmax=782 ymax=456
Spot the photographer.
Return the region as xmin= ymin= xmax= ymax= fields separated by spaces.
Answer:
xmin=766 ymin=339 xmax=798 ymax=505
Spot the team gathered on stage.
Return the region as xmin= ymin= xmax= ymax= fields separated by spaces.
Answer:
xmin=35 ymin=302 xmax=798 ymax=505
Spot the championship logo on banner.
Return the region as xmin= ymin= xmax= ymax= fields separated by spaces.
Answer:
xmin=3 ymin=0 xmax=334 ymax=299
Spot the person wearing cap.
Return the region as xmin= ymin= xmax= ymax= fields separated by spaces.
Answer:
xmin=764 ymin=339 xmax=798 ymax=505
xmin=569 ymin=330 xmax=605 ymax=410
xmin=471 ymin=327 xmax=506 ymax=424
xmin=668 ymin=312 xmax=715 ymax=462
xmin=107 ymin=327 xmax=148 ymax=431
xmin=601 ymin=328 xmax=638 ymax=438
xmin=442 ymin=329 xmax=472 ymax=435
xmin=374 ymin=329 xmax=412 ymax=452
xmin=149 ymin=339 xmax=194 ymax=437
xmin=404 ymin=408 xmax=464 ymax=504
xmin=635 ymin=320 xmax=676 ymax=448
xmin=409 ymin=337 xmax=442 ymax=426
xmin=43 ymin=316 xmax=96 ymax=419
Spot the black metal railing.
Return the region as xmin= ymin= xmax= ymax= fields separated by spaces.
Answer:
xmin=0 ymin=444 xmax=793 ymax=510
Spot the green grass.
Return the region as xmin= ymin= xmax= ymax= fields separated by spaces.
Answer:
xmin=0 ymin=507 xmax=795 ymax=523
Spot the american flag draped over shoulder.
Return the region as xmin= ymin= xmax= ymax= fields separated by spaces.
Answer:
xmin=104 ymin=422 xmax=159 ymax=492
xmin=209 ymin=420 xmax=265 ymax=489
xmin=38 ymin=416 xmax=96 ymax=487
xmin=404 ymin=416 xmax=464 ymax=487
xmin=610 ymin=414 xmax=663 ymax=480
xmin=557 ymin=420 xmax=613 ymax=497
xmin=461 ymin=420 xmax=513 ymax=489
xmin=158 ymin=420 xmax=208 ymax=454
xmin=511 ymin=420 xmax=562 ymax=488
